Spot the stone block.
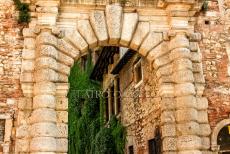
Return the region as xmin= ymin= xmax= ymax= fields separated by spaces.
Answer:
xmin=20 ymin=72 xmax=34 ymax=83
xmin=161 ymin=111 xmax=175 ymax=124
xmin=22 ymin=60 xmax=35 ymax=72
xmin=190 ymin=42 xmax=199 ymax=52
xmin=161 ymin=97 xmax=175 ymax=111
xmin=169 ymin=34 xmax=189 ymax=51
xmin=90 ymin=11 xmax=108 ymax=45
xmin=106 ymin=4 xmax=123 ymax=45
xmin=78 ymin=20 xmax=98 ymax=48
xmin=30 ymin=137 xmax=56 ymax=152
xmin=34 ymin=69 xmax=58 ymax=82
xmin=174 ymin=83 xmax=195 ymax=96
xmin=194 ymin=84 xmax=205 ymax=97
xmin=192 ymin=63 xmax=203 ymax=73
xmin=193 ymin=73 xmax=205 ymax=84
xmin=34 ymin=82 xmax=56 ymax=95
xmin=201 ymin=137 xmax=210 ymax=150
xmin=176 ymin=95 xmax=197 ymax=109
xmin=178 ymin=150 xmax=202 ymax=154
xmin=16 ymin=139 xmax=30 ymax=152
xmin=197 ymin=111 xmax=209 ymax=123
xmin=153 ymin=53 xmax=171 ymax=69
xmin=56 ymin=97 xmax=68 ymax=111
xmin=188 ymin=32 xmax=201 ymax=42
xmin=173 ymin=70 xmax=194 ymax=83
xmin=172 ymin=58 xmax=193 ymax=72
xmin=57 ymin=39 xmax=80 ymax=59
xmin=199 ymin=123 xmax=211 ymax=137
xmin=56 ymin=138 xmax=68 ymax=152
xmin=139 ymin=32 xmax=163 ymax=56
xmin=190 ymin=52 xmax=202 ymax=63
xmin=147 ymin=42 xmax=169 ymax=62
xmin=57 ymin=52 xmax=74 ymax=67
xmin=156 ymin=64 xmax=173 ymax=78
xmin=177 ymin=121 xmax=200 ymax=135
xmin=161 ymin=124 xmax=176 ymax=137
xmin=120 ymin=13 xmax=138 ymax=47
xmin=36 ymin=45 xmax=58 ymax=59
xmin=57 ymin=123 xmax=68 ymax=138
xmin=36 ymin=32 xmax=57 ymax=47
xmin=58 ymin=73 xmax=68 ymax=83
xmin=16 ymin=125 xmax=29 ymax=138
xmin=30 ymin=108 xmax=57 ymax=124
xmin=57 ymin=63 xmax=70 ymax=75
xmin=130 ymin=22 xmax=150 ymax=50
xmin=23 ymin=28 xmax=36 ymax=38
xmin=57 ymin=111 xmax=68 ymax=123
xmin=24 ymin=38 xmax=35 ymax=49
xmin=33 ymin=95 xmax=56 ymax=109
xmin=30 ymin=122 xmax=57 ymax=137
xmin=176 ymin=108 xmax=198 ymax=122
xmin=170 ymin=48 xmax=191 ymax=61
xmin=177 ymin=135 xmax=201 ymax=150
xmin=196 ymin=97 xmax=208 ymax=110
xmin=35 ymin=57 xmax=57 ymax=70
xmin=158 ymin=83 xmax=174 ymax=97
xmin=22 ymin=49 xmax=35 ymax=60
xmin=65 ymin=31 xmax=88 ymax=53
xmin=162 ymin=137 xmax=177 ymax=151
xmin=18 ymin=97 xmax=32 ymax=110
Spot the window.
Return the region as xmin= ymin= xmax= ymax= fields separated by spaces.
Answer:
xmin=134 ymin=58 xmax=143 ymax=88
xmin=128 ymin=145 xmax=134 ymax=154
xmin=148 ymin=139 xmax=157 ymax=154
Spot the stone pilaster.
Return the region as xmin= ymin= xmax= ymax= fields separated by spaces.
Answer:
xmin=30 ymin=30 xmax=59 ymax=153
xmin=224 ymin=0 xmax=230 ymax=76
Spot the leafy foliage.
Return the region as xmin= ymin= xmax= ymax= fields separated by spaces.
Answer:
xmin=68 ymin=54 xmax=126 ymax=154
xmin=202 ymin=0 xmax=208 ymax=12
xmin=13 ymin=0 xmax=30 ymax=23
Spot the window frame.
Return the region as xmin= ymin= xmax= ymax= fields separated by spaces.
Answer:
xmin=134 ymin=58 xmax=143 ymax=89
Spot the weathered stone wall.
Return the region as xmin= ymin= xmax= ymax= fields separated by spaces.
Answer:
xmin=119 ymin=56 xmax=160 ymax=153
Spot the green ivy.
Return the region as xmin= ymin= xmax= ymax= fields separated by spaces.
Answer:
xmin=68 ymin=54 xmax=126 ymax=154
xmin=202 ymin=0 xmax=208 ymax=12
xmin=13 ymin=0 xmax=30 ymax=23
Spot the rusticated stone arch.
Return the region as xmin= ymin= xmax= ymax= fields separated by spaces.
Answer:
xmin=211 ymin=119 xmax=230 ymax=152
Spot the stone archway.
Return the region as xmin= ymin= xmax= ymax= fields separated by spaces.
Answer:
xmin=17 ymin=2 xmax=212 ymax=154
xmin=211 ymin=119 xmax=230 ymax=152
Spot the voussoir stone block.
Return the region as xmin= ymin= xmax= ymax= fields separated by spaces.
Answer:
xmin=139 ymin=32 xmax=163 ymax=56
xmin=173 ymin=70 xmax=194 ymax=83
xmin=120 ymin=13 xmax=138 ymax=47
xmin=30 ymin=122 xmax=57 ymax=137
xmin=30 ymin=108 xmax=57 ymax=124
xmin=176 ymin=108 xmax=198 ymax=122
xmin=174 ymin=83 xmax=195 ymax=96
xmin=34 ymin=82 xmax=56 ymax=95
xmin=36 ymin=45 xmax=58 ymax=59
xmin=65 ymin=31 xmax=88 ymax=53
xmin=30 ymin=137 xmax=56 ymax=152
xmin=78 ymin=20 xmax=98 ymax=48
xmin=90 ymin=11 xmax=108 ymax=45
xmin=57 ymin=39 xmax=81 ymax=59
xmin=177 ymin=135 xmax=201 ymax=150
xmin=147 ymin=42 xmax=169 ymax=62
xmin=130 ymin=22 xmax=150 ymax=50
xmin=57 ymin=63 xmax=70 ymax=75
xmin=36 ymin=32 xmax=58 ymax=47
xmin=58 ymin=52 xmax=74 ymax=67
xmin=106 ymin=4 xmax=123 ymax=45
xmin=169 ymin=34 xmax=189 ymax=51
xmin=177 ymin=121 xmax=200 ymax=135
xmin=33 ymin=95 xmax=56 ymax=109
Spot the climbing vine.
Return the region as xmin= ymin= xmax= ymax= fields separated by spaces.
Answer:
xmin=13 ymin=0 xmax=30 ymax=23
xmin=68 ymin=54 xmax=126 ymax=154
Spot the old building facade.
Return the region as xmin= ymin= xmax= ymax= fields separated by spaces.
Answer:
xmin=0 ymin=0 xmax=230 ymax=153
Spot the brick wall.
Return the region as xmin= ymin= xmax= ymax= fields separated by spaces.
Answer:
xmin=196 ymin=0 xmax=230 ymax=129
xmin=0 ymin=0 xmax=23 ymax=104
